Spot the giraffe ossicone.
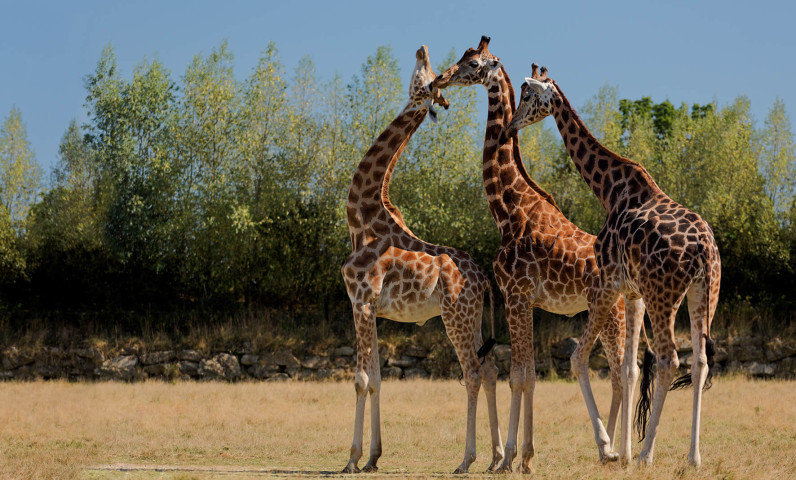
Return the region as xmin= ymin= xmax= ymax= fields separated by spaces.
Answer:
xmin=341 ymin=44 xmax=503 ymax=475
xmin=504 ymin=63 xmax=721 ymax=468
xmin=433 ymin=36 xmax=633 ymax=472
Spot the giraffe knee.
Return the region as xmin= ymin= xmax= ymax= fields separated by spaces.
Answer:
xmin=570 ymin=350 xmax=589 ymax=377
xmin=657 ymin=351 xmax=679 ymax=375
xmin=621 ymin=357 xmax=639 ymax=383
xmin=354 ymin=370 xmax=369 ymax=395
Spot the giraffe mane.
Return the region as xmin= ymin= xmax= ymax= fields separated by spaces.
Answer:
xmin=504 ymin=66 xmax=562 ymax=212
xmin=550 ymin=79 xmax=660 ymax=189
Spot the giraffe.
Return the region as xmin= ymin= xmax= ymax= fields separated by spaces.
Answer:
xmin=431 ymin=36 xmax=639 ymax=472
xmin=502 ymin=64 xmax=721 ymax=467
xmin=341 ymin=45 xmax=504 ymax=474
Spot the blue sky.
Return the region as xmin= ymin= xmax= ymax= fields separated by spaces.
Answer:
xmin=2 ymin=0 xmax=794 ymax=174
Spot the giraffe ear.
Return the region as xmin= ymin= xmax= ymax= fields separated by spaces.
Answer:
xmin=426 ymin=99 xmax=438 ymax=123
xmin=489 ymin=59 xmax=502 ymax=71
xmin=526 ymin=78 xmax=548 ymax=94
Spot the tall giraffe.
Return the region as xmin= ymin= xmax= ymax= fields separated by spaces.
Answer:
xmin=503 ymin=64 xmax=721 ymax=467
xmin=342 ymin=45 xmax=504 ymax=474
xmin=432 ymin=36 xmax=639 ymax=472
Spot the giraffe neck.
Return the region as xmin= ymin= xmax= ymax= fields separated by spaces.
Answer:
xmin=346 ymin=103 xmax=427 ymax=238
xmin=483 ymin=68 xmax=560 ymax=242
xmin=550 ymin=81 xmax=662 ymax=212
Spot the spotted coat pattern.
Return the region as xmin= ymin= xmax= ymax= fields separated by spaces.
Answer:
xmin=432 ymin=37 xmax=633 ymax=472
xmin=341 ymin=45 xmax=503 ymax=475
xmin=504 ymin=65 xmax=721 ymax=467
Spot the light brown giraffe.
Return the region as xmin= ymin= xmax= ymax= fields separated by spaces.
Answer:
xmin=503 ymin=64 xmax=721 ymax=467
xmin=432 ymin=36 xmax=640 ymax=472
xmin=341 ymin=45 xmax=504 ymax=474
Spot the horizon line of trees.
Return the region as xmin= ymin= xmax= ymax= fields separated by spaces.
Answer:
xmin=1 ymin=41 xmax=794 ymax=330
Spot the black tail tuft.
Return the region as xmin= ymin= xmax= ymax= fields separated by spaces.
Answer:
xmin=634 ymin=347 xmax=656 ymax=442
xmin=670 ymin=334 xmax=716 ymax=392
xmin=704 ymin=336 xmax=716 ymax=390
xmin=477 ymin=337 xmax=496 ymax=360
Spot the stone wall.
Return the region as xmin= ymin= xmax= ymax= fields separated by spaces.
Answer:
xmin=1 ymin=335 xmax=794 ymax=382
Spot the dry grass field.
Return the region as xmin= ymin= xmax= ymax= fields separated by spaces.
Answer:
xmin=0 ymin=377 xmax=793 ymax=479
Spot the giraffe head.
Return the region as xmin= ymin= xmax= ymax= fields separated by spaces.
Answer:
xmin=499 ymin=63 xmax=558 ymax=144
xmin=410 ymin=45 xmax=449 ymax=121
xmin=431 ymin=35 xmax=503 ymax=89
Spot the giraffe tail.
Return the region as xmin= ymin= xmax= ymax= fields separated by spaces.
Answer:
xmin=634 ymin=320 xmax=656 ymax=442
xmin=476 ymin=280 xmax=496 ymax=360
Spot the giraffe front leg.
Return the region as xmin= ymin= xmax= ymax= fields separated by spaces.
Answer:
xmin=496 ymin=299 xmax=532 ymax=474
xmin=343 ymin=302 xmax=377 ymax=474
xmin=572 ymin=290 xmax=616 ymax=463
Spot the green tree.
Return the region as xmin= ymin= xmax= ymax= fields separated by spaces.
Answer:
xmin=0 ymin=106 xmax=42 ymax=230
xmin=756 ymin=99 xmax=795 ymax=216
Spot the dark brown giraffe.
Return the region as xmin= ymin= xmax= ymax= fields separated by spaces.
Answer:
xmin=502 ymin=64 xmax=721 ymax=467
xmin=432 ymin=36 xmax=639 ymax=472
xmin=342 ymin=45 xmax=504 ymax=474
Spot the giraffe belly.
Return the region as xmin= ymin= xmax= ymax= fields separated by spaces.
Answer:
xmin=376 ymin=289 xmax=442 ymax=325
xmin=536 ymin=296 xmax=588 ymax=317
xmin=526 ymin=281 xmax=588 ymax=317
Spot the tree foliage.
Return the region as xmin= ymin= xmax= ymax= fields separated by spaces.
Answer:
xmin=1 ymin=43 xmax=793 ymax=329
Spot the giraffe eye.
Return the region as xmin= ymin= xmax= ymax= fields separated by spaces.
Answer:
xmin=468 ymin=60 xmax=479 ymax=68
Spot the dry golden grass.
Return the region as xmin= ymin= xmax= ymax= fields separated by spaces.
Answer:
xmin=0 ymin=377 xmax=793 ymax=479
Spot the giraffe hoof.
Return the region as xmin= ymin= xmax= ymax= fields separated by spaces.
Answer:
xmin=600 ymin=451 xmax=619 ymax=463
xmin=494 ymin=463 xmax=513 ymax=474
xmin=341 ymin=464 xmax=361 ymax=474
xmin=453 ymin=467 xmax=467 ymax=474
xmin=362 ymin=464 xmax=378 ymax=473
xmin=520 ymin=464 xmax=533 ymax=474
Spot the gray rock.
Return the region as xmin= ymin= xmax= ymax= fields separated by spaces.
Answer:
xmin=178 ymin=361 xmax=200 ymax=376
xmin=775 ymin=357 xmax=796 ymax=378
xmin=178 ymin=349 xmax=203 ymax=362
xmin=266 ymin=373 xmax=291 ymax=382
xmin=144 ymin=363 xmax=170 ymax=376
xmin=403 ymin=368 xmax=429 ymax=379
xmin=99 ymin=355 xmax=139 ymax=380
xmin=765 ymin=338 xmax=796 ymax=362
xmin=714 ymin=346 xmax=729 ymax=363
xmin=493 ymin=344 xmax=512 ymax=363
xmin=301 ymin=355 xmax=329 ymax=369
xmin=382 ymin=366 xmax=403 ymax=379
xmin=401 ymin=345 xmax=427 ymax=357
xmin=272 ymin=350 xmax=300 ymax=368
xmin=744 ymin=361 xmax=776 ymax=377
xmin=215 ymin=353 xmax=242 ymax=380
xmin=551 ymin=337 xmax=579 ymax=359
xmin=680 ymin=352 xmax=693 ymax=367
xmin=589 ymin=353 xmax=609 ymax=370
xmin=248 ymin=363 xmax=281 ymax=379
xmin=2 ymin=347 xmax=35 ymax=370
xmin=387 ymin=355 xmax=416 ymax=368
xmin=333 ymin=346 xmax=355 ymax=357
xmin=240 ymin=354 xmax=259 ymax=366
xmin=331 ymin=368 xmax=352 ymax=381
xmin=140 ymin=350 xmax=175 ymax=365
xmin=199 ymin=358 xmax=225 ymax=379
xmin=730 ymin=337 xmax=763 ymax=362
xmin=676 ymin=337 xmax=693 ymax=354
xmin=70 ymin=348 xmax=103 ymax=361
